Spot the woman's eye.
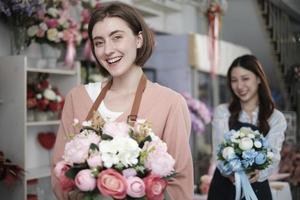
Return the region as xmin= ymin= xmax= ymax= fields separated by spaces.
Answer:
xmin=113 ymin=35 xmax=122 ymax=40
xmin=94 ymin=41 xmax=104 ymax=47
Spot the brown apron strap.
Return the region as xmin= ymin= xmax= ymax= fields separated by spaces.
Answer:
xmin=127 ymin=74 xmax=147 ymax=125
xmin=85 ymin=74 xmax=147 ymax=124
xmin=86 ymin=78 xmax=113 ymax=120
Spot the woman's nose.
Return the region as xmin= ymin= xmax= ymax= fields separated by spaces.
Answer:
xmin=104 ymin=40 xmax=114 ymax=55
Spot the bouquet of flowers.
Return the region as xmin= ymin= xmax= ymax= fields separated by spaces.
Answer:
xmin=26 ymin=0 xmax=82 ymax=46
xmin=54 ymin=113 xmax=176 ymax=200
xmin=27 ymin=74 xmax=64 ymax=120
xmin=217 ymin=127 xmax=273 ymax=200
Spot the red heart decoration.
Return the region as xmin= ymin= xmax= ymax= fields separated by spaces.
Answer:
xmin=37 ymin=132 xmax=56 ymax=150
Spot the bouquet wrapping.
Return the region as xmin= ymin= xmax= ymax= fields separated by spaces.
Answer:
xmin=54 ymin=113 xmax=175 ymax=200
xmin=217 ymin=127 xmax=274 ymax=200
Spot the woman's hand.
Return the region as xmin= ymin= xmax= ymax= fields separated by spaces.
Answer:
xmin=248 ymin=170 xmax=260 ymax=183
xmin=225 ymin=174 xmax=235 ymax=184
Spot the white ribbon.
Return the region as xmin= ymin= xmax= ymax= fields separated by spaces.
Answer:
xmin=234 ymin=171 xmax=258 ymax=200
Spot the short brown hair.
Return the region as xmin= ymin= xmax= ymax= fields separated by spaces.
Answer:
xmin=88 ymin=2 xmax=155 ymax=74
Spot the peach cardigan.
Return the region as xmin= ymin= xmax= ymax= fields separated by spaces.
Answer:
xmin=52 ymin=80 xmax=194 ymax=200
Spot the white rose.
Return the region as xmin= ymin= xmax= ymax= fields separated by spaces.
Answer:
xmin=47 ymin=8 xmax=59 ymax=18
xmin=36 ymin=93 xmax=42 ymax=99
xmin=248 ymin=134 xmax=255 ymax=139
xmin=238 ymin=138 xmax=253 ymax=150
xmin=254 ymin=140 xmax=262 ymax=148
xmin=239 ymin=131 xmax=245 ymax=138
xmin=232 ymin=131 xmax=240 ymax=139
xmin=43 ymin=88 xmax=57 ymax=101
xmin=267 ymin=151 xmax=274 ymax=159
xmin=27 ymin=25 xmax=38 ymax=37
xmin=47 ymin=28 xmax=59 ymax=42
xmin=222 ymin=147 xmax=235 ymax=160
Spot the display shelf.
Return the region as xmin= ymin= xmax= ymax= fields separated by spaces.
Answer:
xmin=26 ymin=120 xmax=60 ymax=127
xmin=27 ymin=165 xmax=51 ymax=180
xmin=27 ymin=67 xmax=77 ymax=75
xmin=0 ymin=55 xmax=81 ymax=200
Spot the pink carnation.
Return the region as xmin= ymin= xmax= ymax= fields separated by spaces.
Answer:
xmin=75 ymin=169 xmax=96 ymax=191
xmin=87 ymin=151 xmax=102 ymax=168
xmin=97 ymin=169 xmax=127 ymax=199
xmin=103 ymin=122 xmax=130 ymax=138
xmin=63 ymin=131 xmax=100 ymax=164
xmin=126 ymin=176 xmax=145 ymax=198
xmin=145 ymin=151 xmax=175 ymax=177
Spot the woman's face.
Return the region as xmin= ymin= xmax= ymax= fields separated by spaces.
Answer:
xmin=230 ymin=66 xmax=261 ymax=104
xmin=92 ymin=17 xmax=143 ymax=77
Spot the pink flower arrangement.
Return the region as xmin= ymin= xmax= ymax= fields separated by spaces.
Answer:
xmin=182 ymin=93 xmax=212 ymax=134
xmin=54 ymin=113 xmax=175 ymax=199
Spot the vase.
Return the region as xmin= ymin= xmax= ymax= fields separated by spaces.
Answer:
xmin=34 ymin=111 xmax=48 ymax=122
xmin=27 ymin=110 xmax=35 ymax=122
xmin=10 ymin=26 xmax=28 ymax=55
xmin=41 ymin=44 xmax=61 ymax=68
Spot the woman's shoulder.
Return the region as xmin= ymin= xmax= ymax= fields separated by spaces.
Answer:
xmin=148 ymin=82 xmax=186 ymax=105
xmin=269 ymin=109 xmax=287 ymax=124
xmin=213 ymin=103 xmax=230 ymax=118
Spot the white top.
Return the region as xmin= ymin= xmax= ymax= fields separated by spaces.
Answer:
xmin=212 ymin=103 xmax=287 ymax=182
xmin=85 ymin=82 xmax=123 ymax=122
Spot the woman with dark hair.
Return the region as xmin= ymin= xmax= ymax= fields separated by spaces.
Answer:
xmin=207 ymin=55 xmax=287 ymax=199
xmin=51 ymin=2 xmax=193 ymax=200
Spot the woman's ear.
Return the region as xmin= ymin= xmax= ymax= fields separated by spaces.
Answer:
xmin=137 ymin=31 xmax=143 ymax=48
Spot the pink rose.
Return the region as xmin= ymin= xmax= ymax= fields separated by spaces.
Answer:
xmin=54 ymin=162 xmax=75 ymax=191
xmin=143 ymin=174 xmax=167 ymax=200
xmin=46 ymin=19 xmax=58 ymax=28
xmin=145 ymin=151 xmax=175 ymax=177
xmin=75 ymin=169 xmax=96 ymax=191
xmin=103 ymin=122 xmax=130 ymax=138
xmin=126 ymin=176 xmax=145 ymax=198
xmin=54 ymin=160 xmax=69 ymax=178
xmin=97 ymin=169 xmax=127 ymax=199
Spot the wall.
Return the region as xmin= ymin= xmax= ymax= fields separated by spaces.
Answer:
xmin=0 ymin=21 xmax=11 ymax=56
xmin=199 ymin=0 xmax=285 ymax=98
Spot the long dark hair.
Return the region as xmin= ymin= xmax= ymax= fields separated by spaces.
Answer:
xmin=227 ymin=55 xmax=275 ymax=136
xmin=88 ymin=2 xmax=155 ymax=75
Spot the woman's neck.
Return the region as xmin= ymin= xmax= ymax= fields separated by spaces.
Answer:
xmin=110 ymin=67 xmax=144 ymax=94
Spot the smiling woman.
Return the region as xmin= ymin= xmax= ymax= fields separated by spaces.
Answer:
xmin=51 ymin=2 xmax=194 ymax=200
xmin=208 ymin=55 xmax=287 ymax=200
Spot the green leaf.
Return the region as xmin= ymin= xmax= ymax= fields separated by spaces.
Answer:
xmin=90 ymin=143 xmax=99 ymax=151
xmin=65 ymin=167 xmax=81 ymax=179
xmin=101 ymin=134 xmax=113 ymax=140
xmin=139 ymin=135 xmax=152 ymax=148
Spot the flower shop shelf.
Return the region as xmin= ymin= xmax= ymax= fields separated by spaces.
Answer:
xmin=27 ymin=166 xmax=51 ymax=180
xmin=0 ymin=55 xmax=81 ymax=200
xmin=27 ymin=67 xmax=78 ymax=75
xmin=26 ymin=120 xmax=60 ymax=126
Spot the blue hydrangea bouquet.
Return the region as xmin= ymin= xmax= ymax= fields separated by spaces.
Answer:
xmin=217 ymin=127 xmax=274 ymax=200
